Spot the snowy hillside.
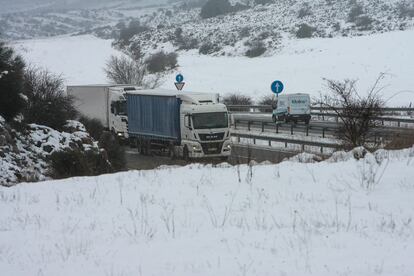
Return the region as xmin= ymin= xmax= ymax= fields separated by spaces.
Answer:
xmin=1 ymin=147 xmax=414 ymax=275
xmin=120 ymin=0 xmax=414 ymax=57
xmin=0 ymin=0 xmax=170 ymax=39
xmin=14 ymin=30 xmax=414 ymax=106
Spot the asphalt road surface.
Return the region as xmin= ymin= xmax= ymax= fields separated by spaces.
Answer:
xmin=124 ymin=144 xmax=296 ymax=170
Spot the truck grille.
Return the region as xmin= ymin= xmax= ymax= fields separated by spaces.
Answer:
xmin=201 ymin=142 xmax=223 ymax=154
xmin=198 ymin=132 xmax=225 ymax=141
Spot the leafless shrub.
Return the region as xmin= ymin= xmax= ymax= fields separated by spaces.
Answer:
xmin=319 ymin=74 xmax=386 ymax=149
xmin=258 ymin=95 xmax=276 ymax=112
xmin=385 ymin=132 xmax=414 ymax=150
xmin=223 ymin=93 xmax=253 ymax=105
xmin=104 ymin=55 xmax=145 ymax=85
xmin=23 ymin=67 xmax=77 ymax=130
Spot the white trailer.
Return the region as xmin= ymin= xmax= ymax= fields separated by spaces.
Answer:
xmin=67 ymin=85 xmax=140 ymax=139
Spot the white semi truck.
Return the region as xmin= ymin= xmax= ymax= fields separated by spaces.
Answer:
xmin=68 ymin=85 xmax=232 ymax=160
xmin=67 ymin=85 xmax=139 ymax=139
xmin=127 ymin=89 xmax=232 ymax=160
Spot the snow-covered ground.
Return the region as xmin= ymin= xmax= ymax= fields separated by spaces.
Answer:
xmin=15 ymin=29 xmax=414 ymax=106
xmin=1 ymin=147 xmax=414 ymax=275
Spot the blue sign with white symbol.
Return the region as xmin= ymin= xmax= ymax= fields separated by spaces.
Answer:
xmin=176 ymin=74 xmax=184 ymax=83
xmin=271 ymin=80 xmax=284 ymax=94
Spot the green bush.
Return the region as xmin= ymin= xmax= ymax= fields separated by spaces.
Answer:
xmin=79 ymin=116 xmax=104 ymax=141
xmin=0 ymin=42 xmax=26 ymax=122
xmin=145 ymin=51 xmax=178 ymax=73
xmin=119 ymin=21 xmax=149 ymax=44
xmin=296 ymin=24 xmax=316 ymax=38
xmin=98 ymin=132 xmax=126 ymax=171
xmin=200 ymin=0 xmax=232 ymax=18
xmin=50 ymin=148 xmax=112 ymax=179
xmin=199 ymin=42 xmax=221 ymax=55
xmin=397 ymin=1 xmax=414 ymax=18
xmin=298 ymin=3 xmax=312 ymax=18
xmin=348 ymin=3 xmax=364 ymax=22
xmin=355 ymin=15 xmax=373 ymax=30
xmin=245 ymin=41 xmax=267 ymax=57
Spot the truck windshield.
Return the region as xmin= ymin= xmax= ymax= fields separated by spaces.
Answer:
xmin=192 ymin=112 xmax=228 ymax=129
xmin=117 ymin=101 xmax=127 ymax=116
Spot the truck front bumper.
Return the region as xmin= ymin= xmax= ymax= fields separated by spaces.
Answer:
xmin=187 ymin=140 xmax=232 ymax=158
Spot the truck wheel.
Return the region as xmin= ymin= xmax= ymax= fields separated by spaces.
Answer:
xmin=169 ymin=145 xmax=176 ymax=160
xmin=183 ymin=146 xmax=190 ymax=162
xmin=285 ymin=117 xmax=289 ymax=124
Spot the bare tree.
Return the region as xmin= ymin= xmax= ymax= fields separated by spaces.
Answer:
xmin=104 ymin=55 xmax=145 ymax=86
xmin=320 ymin=74 xmax=385 ymax=149
xmin=104 ymin=55 xmax=163 ymax=89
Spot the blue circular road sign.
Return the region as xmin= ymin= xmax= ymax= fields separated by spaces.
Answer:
xmin=271 ymin=80 xmax=284 ymax=94
xmin=176 ymin=74 xmax=184 ymax=83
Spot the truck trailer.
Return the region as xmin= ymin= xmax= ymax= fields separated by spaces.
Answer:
xmin=127 ymin=89 xmax=232 ymax=160
xmin=67 ymin=85 xmax=140 ymax=139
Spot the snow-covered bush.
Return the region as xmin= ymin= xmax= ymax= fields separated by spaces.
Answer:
xmin=145 ymin=51 xmax=178 ymax=73
xmin=296 ymin=23 xmax=316 ymax=38
xmin=50 ymin=147 xmax=111 ymax=179
xmin=200 ymin=0 xmax=233 ymax=19
xmin=245 ymin=41 xmax=267 ymax=57
xmin=348 ymin=2 xmax=364 ymax=22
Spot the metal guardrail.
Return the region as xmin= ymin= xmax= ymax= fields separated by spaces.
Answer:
xmin=233 ymin=119 xmax=336 ymax=138
xmin=227 ymin=105 xmax=414 ymax=113
xmin=227 ymin=105 xmax=414 ymax=127
xmin=231 ymin=132 xmax=342 ymax=154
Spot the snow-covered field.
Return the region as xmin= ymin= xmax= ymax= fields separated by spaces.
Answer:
xmin=15 ymin=29 xmax=414 ymax=106
xmin=1 ymin=147 xmax=414 ymax=275
xmin=14 ymin=35 xmax=127 ymax=85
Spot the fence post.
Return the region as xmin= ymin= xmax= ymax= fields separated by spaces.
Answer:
xmin=268 ymin=140 xmax=271 ymax=147
xmin=253 ymin=138 xmax=256 ymax=145
xmin=234 ymin=120 xmax=237 ymax=129
xmin=285 ymin=141 xmax=288 ymax=148
xmin=238 ymin=136 xmax=240 ymax=143
xmin=276 ymin=124 xmax=279 ymax=134
xmin=291 ymin=125 xmax=294 ymax=135
xmin=320 ymin=146 xmax=323 ymax=154
xmin=398 ymin=120 xmax=401 ymax=127
xmin=248 ymin=121 xmax=251 ymax=131
xmin=306 ymin=126 xmax=309 ymax=136
xmin=301 ymin=144 xmax=305 ymax=152
xmin=323 ymin=128 xmax=325 ymax=138
xmin=262 ymin=122 xmax=265 ymax=132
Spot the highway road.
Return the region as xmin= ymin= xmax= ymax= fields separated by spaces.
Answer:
xmin=124 ymin=144 xmax=297 ymax=170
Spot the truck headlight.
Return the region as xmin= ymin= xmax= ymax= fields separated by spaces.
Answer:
xmin=117 ymin=132 xmax=123 ymax=137
xmin=226 ymin=144 xmax=231 ymax=150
